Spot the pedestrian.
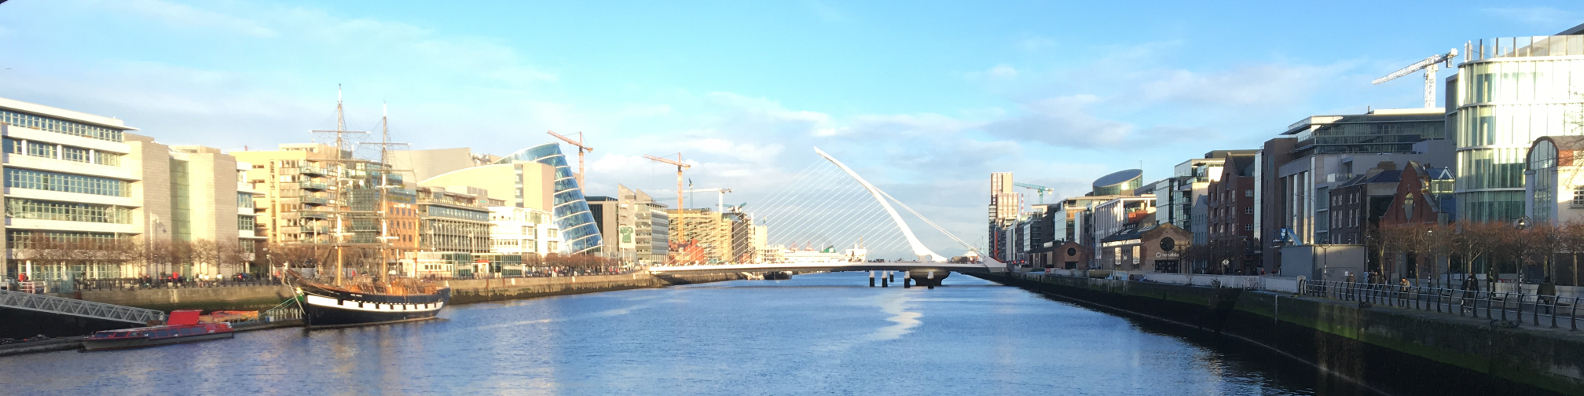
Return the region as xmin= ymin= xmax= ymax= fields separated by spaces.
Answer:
xmin=1461 ymin=275 xmax=1478 ymax=313
xmin=1398 ymin=277 xmax=1410 ymax=305
xmin=1539 ymin=276 xmax=1557 ymax=314
xmin=1345 ymin=271 xmax=1357 ymax=301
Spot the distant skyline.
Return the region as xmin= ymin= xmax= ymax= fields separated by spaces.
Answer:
xmin=2 ymin=0 xmax=1582 ymax=257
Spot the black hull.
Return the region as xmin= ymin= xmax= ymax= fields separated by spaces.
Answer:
xmin=298 ymin=284 xmax=451 ymax=329
xmin=82 ymin=333 xmax=234 ymax=351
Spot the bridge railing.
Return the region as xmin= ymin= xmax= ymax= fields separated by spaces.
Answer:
xmin=0 ymin=288 xmax=166 ymax=325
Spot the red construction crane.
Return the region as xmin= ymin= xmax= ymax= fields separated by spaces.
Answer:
xmin=547 ymin=130 xmax=592 ymax=190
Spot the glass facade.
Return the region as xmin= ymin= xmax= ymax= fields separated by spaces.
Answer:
xmin=1529 ymin=139 xmax=1558 ymax=224
xmin=4 ymin=168 xmax=128 ymax=197
xmin=496 ymin=143 xmax=604 ymax=254
xmin=5 ymin=198 xmax=131 ymax=224
xmin=0 ymin=109 xmax=125 ymax=142
xmin=1455 ymin=40 xmax=1584 ymax=222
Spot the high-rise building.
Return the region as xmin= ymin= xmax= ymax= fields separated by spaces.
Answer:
xmin=988 ymin=172 xmax=1019 ymax=262
xmin=1452 ymin=27 xmax=1584 ymax=222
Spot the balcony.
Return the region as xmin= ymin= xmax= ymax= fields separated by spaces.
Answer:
xmin=299 ymin=181 xmax=329 ymax=191
xmin=301 ymin=196 xmax=331 ymax=206
xmin=300 ymin=211 xmax=329 ymax=220
xmin=299 ymin=166 xmax=328 ymax=176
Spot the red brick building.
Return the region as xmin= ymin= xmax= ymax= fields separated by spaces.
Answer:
xmin=1207 ymin=154 xmax=1258 ymax=273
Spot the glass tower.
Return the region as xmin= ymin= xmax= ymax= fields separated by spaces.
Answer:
xmin=1455 ymin=35 xmax=1584 ymax=222
xmin=496 ymin=143 xmax=603 ymax=254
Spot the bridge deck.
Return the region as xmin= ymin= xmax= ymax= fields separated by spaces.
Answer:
xmin=0 ymin=289 xmax=166 ymax=325
xmin=648 ymin=262 xmax=998 ymax=275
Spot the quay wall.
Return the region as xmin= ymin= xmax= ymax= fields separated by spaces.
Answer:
xmin=979 ymin=273 xmax=1584 ymax=396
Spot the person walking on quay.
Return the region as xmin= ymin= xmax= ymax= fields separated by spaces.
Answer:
xmin=1345 ymin=271 xmax=1357 ymax=301
xmin=1461 ymin=275 xmax=1478 ymax=313
xmin=1539 ymin=276 xmax=1557 ymax=314
xmin=1399 ymin=277 xmax=1411 ymax=305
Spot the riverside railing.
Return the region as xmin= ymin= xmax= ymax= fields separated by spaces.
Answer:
xmin=1301 ymin=280 xmax=1580 ymax=330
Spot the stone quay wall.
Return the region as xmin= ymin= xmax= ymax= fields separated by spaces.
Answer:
xmin=979 ymin=273 xmax=1584 ymax=396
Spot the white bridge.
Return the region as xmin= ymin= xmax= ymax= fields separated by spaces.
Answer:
xmin=655 ymin=147 xmax=1003 ymax=283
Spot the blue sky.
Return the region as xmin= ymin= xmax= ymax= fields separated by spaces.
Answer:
xmin=1 ymin=0 xmax=1581 ymax=258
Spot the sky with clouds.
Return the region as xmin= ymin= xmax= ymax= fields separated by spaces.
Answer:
xmin=1 ymin=0 xmax=1581 ymax=258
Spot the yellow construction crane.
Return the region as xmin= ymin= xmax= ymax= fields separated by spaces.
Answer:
xmin=645 ymin=153 xmax=690 ymax=264
xmin=547 ymin=130 xmax=592 ymax=190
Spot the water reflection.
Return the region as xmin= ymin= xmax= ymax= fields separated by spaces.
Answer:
xmin=0 ymin=272 xmax=1376 ymax=395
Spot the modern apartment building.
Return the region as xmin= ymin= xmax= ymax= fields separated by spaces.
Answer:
xmin=1259 ymin=110 xmax=1452 ymax=271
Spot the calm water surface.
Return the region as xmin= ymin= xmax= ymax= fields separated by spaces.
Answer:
xmin=0 ymin=273 xmax=1375 ymax=395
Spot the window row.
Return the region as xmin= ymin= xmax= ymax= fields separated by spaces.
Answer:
xmin=5 ymin=230 xmax=125 ymax=249
xmin=1461 ymin=58 xmax=1584 ymax=105
xmin=3 ymin=137 xmax=122 ymax=166
xmin=237 ymin=192 xmax=255 ymax=209
xmin=238 ymin=215 xmax=256 ymax=231
xmin=4 ymin=168 xmax=128 ymax=197
xmin=0 ymin=109 xmax=124 ymax=142
xmin=425 ymin=205 xmax=490 ymax=222
xmin=5 ymin=198 xmax=131 ymax=224
xmin=1457 ymin=104 xmax=1583 ymax=148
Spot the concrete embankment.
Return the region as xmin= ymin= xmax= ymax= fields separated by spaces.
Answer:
xmin=978 ymin=273 xmax=1584 ymax=396
xmin=69 ymin=272 xmax=744 ymax=311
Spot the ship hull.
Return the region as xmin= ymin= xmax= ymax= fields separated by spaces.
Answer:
xmin=299 ymin=284 xmax=451 ymax=329
xmin=82 ymin=332 xmax=234 ymax=351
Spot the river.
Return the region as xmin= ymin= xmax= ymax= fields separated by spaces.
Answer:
xmin=0 ymin=272 xmax=1378 ymax=395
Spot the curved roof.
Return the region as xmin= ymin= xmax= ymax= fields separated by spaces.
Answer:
xmin=1093 ymin=169 xmax=1142 ymax=188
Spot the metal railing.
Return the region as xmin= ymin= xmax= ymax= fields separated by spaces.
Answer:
xmin=231 ymin=298 xmax=303 ymax=329
xmin=0 ymin=288 xmax=165 ymax=325
xmin=72 ymin=277 xmax=284 ymax=291
xmin=1301 ymin=280 xmax=1581 ymax=330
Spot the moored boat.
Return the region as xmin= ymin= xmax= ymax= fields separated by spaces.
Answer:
xmin=82 ymin=310 xmax=234 ymax=351
xmin=291 ymin=273 xmax=451 ymax=329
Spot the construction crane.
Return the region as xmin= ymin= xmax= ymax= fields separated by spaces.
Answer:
xmin=681 ymin=187 xmax=733 ymax=213
xmin=646 ymin=153 xmax=690 ymax=263
xmin=1372 ymin=48 xmax=1458 ymax=108
xmin=1013 ymin=182 xmax=1054 ymax=204
xmin=547 ymin=130 xmax=592 ymax=190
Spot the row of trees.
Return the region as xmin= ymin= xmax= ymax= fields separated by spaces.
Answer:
xmin=13 ymin=234 xmax=254 ymax=278
xmin=1371 ymin=220 xmax=1584 ymax=286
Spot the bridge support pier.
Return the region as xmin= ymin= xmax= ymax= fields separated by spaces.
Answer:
xmin=928 ymin=271 xmax=935 ymax=289
xmin=881 ymin=275 xmax=888 ymax=287
xmin=869 ymin=271 xmax=875 ymax=287
xmin=888 ymin=272 xmax=894 ymax=282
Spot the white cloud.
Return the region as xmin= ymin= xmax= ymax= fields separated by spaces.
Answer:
xmin=989 ymin=65 xmax=1018 ymax=79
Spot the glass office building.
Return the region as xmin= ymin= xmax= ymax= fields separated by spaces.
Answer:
xmin=497 ymin=143 xmax=603 ymax=254
xmin=1455 ymin=34 xmax=1584 ymax=222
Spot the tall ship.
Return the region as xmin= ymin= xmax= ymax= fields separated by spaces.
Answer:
xmin=287 ymin=90 xmax=451 ymax=328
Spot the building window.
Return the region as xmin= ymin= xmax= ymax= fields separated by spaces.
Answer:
xmin=1245 ymin=190 xmax=1253 ymax=197
xmin=0 ymin=109 xmax=125 ymax=142
xmin=1244 ymin=225 xmax=1253 ymax=232
xmin=1574 ymin=186 xmax=1584 ymax=207
xmin=4 ymin=168 xmax=128 ymax=197
xmin=238 ymin=215 xmax=256 ymax=231
xmin=5 ymin=198 xmax=131 ymax=224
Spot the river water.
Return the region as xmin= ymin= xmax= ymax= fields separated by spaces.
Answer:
xmin=0 ymin=272 xmax=1377 ymax=395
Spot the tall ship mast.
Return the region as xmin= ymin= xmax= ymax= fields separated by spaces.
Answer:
xmin=288 ymin=88 xmax=451 ymax=329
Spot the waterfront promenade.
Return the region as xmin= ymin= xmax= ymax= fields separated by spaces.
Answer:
xmin=985 ymin=271 xmax=1584 ymax=395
